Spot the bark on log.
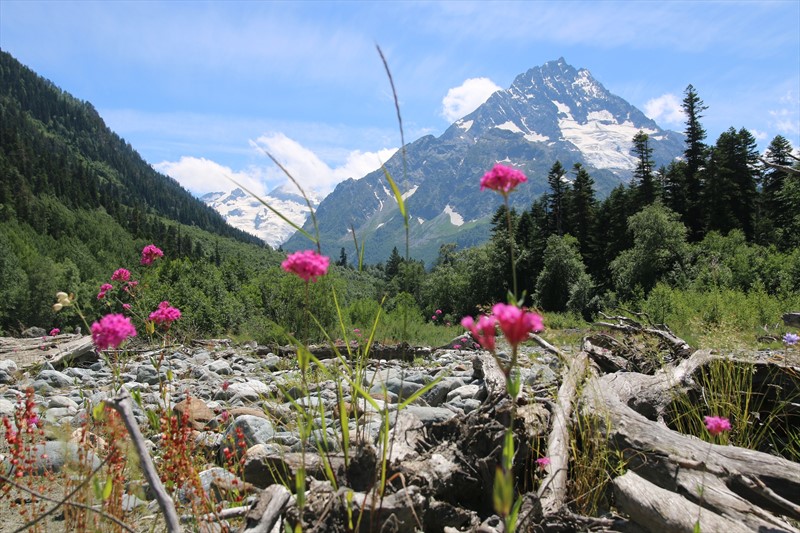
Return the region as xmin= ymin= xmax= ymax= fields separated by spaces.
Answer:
xmin=582 ymin=365 xmax=800 ymax=532
xmin=537 ymin=351 xmax=588 ymax=516
xmin=0 ymin=334 xmax=95 ymax=372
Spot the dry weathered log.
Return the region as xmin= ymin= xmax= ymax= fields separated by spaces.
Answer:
xmin=583 ymin=369 xmax=800 ymax=532
xmin=537 ymin=351 xmax=589 ymax=516
xmin=239 ymin=484 xmax=291 ymax=533
xmin=594 ymin=312 xmax=692 ymax=361
xmin=614 ymin=470 xmax=753 ymax=533
xmin=783 ymin=312 xmax=800 ymax=328
xmin=0 ymin=334 xmax=95 ymax=372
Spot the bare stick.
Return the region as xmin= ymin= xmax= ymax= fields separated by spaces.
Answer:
xmin=538 ymin=351 xmax=588 ymax=515
xmin=105 ymin=390 xmax=181 ymax=532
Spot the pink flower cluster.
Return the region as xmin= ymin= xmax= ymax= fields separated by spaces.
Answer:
xmin=480 ymin=164 xmax=527 ymax=195
xmin=281 ymin=250 xmax=330 ymax=283
xmin=149 ymin=301 xmax=182 ymax=325
xmin=97 ymin=283 xmax=114 ymax=299
xmin=535 ymin=457 xmax=550 ymax=470
xmin=141 ymin=244 xmax=164 ymax=265
xmin=461 ymin=303 xmax=543 ymax=352
xmin=91 ymin=313 xmax=137 ymax=350
xmin=111 ymin=268 xmax=131 ymax=282
xmin=48 ymin=328 xmax=60 ymax=337
xmin=461 ymin=315 xmax=498 ymax=352
xmin=704 ymin=416 xmax=731 ymax=436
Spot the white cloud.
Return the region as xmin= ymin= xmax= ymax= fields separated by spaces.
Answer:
xmin=153 ymin=157 xmax=266 ymax=197
xmin=251 ymin=133 xmax=397 ymax=194
xmin=749 ymin=128 xmax=768 ymax=141
xmin=441 ymin=77 xmax=502 ymax=122
xmin=644 ymin=93 xmax=685 ymax=127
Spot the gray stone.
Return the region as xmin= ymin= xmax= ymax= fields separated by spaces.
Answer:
xmin=207 ymin=360 xmax=233 ymax=375
xmin=35 ymin=369 xmax=73 ymax=388
xmin=223 ymin=415 xmax=275 ymax=454
xmin=0 ymin=398 xmax=14 ymax=417
xmin=0 ymin=359 xmax=18 ymax=374
xmin=402 ymin=406 xmax=457 ymax=425
xmin=2 ymin=441 xmax=100 ymax=476
xmin=135 ymin=365 xmax=166 ymax=385
xmin=218 ymin=380 xmax=271 ymax=402
xmin=446 ymin=384 xmax=485 ymax=402
xmin=48 ymin=395 xmax=79 ymax=410
xmin=0 ymin=370 xmax=13 ymax=384
xmin=424 ymin=378 xmax=466 ymax=407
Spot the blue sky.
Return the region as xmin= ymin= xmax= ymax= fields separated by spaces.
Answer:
xmin=1 ymin=1 xmax=798 ymax=197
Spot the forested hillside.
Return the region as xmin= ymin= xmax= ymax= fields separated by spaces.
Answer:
xmin=1 ymin=49 xmax=798 ymax=346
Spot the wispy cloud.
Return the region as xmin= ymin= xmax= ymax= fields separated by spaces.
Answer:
xmin=154 ymin=157 xmax=266 ymax=197
xmin=441 ymin=78 xmax=502 ymax=122
xmin=644 ymin=93 xmax=685 ymax=127
xmin=251 ymin=133 xmax=397 ymax=194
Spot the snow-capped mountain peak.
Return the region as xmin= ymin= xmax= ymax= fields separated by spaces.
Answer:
xmin=201 ymin=185 xmax=321 ymax=248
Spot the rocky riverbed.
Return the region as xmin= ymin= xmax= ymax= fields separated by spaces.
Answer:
xmin=0 ymin=334 xmax=562 ymax=532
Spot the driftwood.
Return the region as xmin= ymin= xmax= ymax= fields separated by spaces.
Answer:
xmin=0 ymin=334 xmax=95 ymax=372
xmin=537 ymin=351 xmax=588 ymax=516
xmin=574 ymin=326 xmax=800 ymax=533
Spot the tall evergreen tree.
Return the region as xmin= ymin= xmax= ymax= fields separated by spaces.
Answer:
xmin=591 ymin=184 xmax=633 ymax=286
xmin=704 ymin=127 xmax=759 ymax=239
xmin=566 ymin=163 xmax=597 ymax=264
xmin=757 ymin=135 xmax=795 ymax=245
xmin=546 ymin=161 xmax=568 ymax=236
xmin=631 ymin=130 xmax=657 ymax=210
xmin=681 ymin=84 xmax=709 ymax=240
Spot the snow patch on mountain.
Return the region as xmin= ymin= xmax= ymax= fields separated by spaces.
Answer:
xmin=402 ymin=185 xmax=419 ymax=200
xmin=457 ymin=119 xmax=474 ymax=132
xmin=495 ymin=121 xmax=524 ymax=134
xmin=443 ymin=205 xmax=464 ymax=226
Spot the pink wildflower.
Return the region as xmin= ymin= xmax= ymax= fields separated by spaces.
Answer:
xmin=123 ymin=280 xmax=139 ymax=293
xmin=48 ymin=328 xmax=60 ymax=337
xmin=111 ymin=268 xmax=131 ymax=282
xmin=97 ymin=283 xmax=113 ymax=299
xmin=91 ymin=314 xmax=137 ymax=351
xmin=453 ymin=344 xmax=462 ymax=350
xmin=480 ymin=164 xmax=527 ymax=195
xmin=535 ymin=457 xmax=550 ymax=470
xmin=122 ymin=303 xmax=132 ymax=311
xmin=435 ymin=309 xmax=442 ymax=315
xmin=222 ymin=380 xmax=230 ymax=392
xmin=461 ymin=314 xmax=498 ymax=352
xmin=704 ymin=416 xmax=731 ymax=436
xmin=140 ymin=244 xmax=164 ymax=265
xmin=491 ymin=303 xmax=544 ymax=347
xmin=149 ymin=301 xmax=181 ymax=326
xmin=281 ymin=250 xmax=330 ymax=283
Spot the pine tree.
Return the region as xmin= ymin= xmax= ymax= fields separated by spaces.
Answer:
xmin=566 ymin=163 xmax=597 ymax=264
xmin=757 ymin=135 xmax=795 ymax=244
xmin=385 ymin=246 xmax=403 ymax=280
xmin=337 ymin=247 xmax=348 ymax=268
xmin=682 ymin=84 xmax=709 ymax=240
xmin=704 ymin=127 xmax=759 ymax=238
xmin=631 ymin=130 xmax=657 ymax=211
xmin=546 ymin=161 xmax=568 ymax=235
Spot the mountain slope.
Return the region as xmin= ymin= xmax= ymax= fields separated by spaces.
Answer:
xmin=284 ymin=58 xmax=684 ymax=264
xmin=0 ymin=49 xmax=261 ymax=246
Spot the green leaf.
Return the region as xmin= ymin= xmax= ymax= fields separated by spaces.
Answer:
xmin=493 ymin=466 xmax=513 ymax=517
xmin=92 ymin=402 xmax=105 ymax=421
xmin=102 ymin=476 xmax=113 ymax=500
xmin=381 ymin=165 xmax=408 ymax=226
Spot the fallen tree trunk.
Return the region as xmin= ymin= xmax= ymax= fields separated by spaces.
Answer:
xmin=581 ymin=349 xmax=800 ymax=532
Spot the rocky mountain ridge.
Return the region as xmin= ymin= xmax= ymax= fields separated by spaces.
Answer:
xmin=281 ymin=58 xmax=685 ymax=264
